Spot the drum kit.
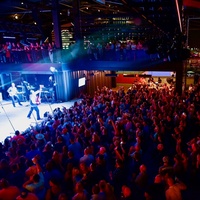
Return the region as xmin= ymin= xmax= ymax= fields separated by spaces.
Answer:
xmin=39 ymin=85 xmax=54 ymax=103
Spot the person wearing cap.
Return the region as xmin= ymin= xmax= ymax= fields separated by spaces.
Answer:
xmin=35 ymin=133 xmax=46 ymax=151
xmin=27 ymin=89 xmax=42 ymax=120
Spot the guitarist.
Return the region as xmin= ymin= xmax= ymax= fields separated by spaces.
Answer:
xmin=27 ymin=89 xmax=42 ymax=120
xmin=7 ymin=82 xmax=23 ymax=107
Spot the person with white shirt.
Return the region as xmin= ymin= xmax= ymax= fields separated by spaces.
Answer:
xmin=7 ymin=82 xmax=23 ymax=107
xmin=27 ymin=89 xmax=42 ymax=120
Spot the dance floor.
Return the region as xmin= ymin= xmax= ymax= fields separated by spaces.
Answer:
xmin=0 ymin=99 xmax=79 ymax=143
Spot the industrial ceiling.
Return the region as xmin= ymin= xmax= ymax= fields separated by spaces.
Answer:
xmin=0 ymin=0 xmax=199 ymax=48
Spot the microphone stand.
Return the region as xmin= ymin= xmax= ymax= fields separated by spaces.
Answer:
xmin=31 ymin=112 xmax=38 ymax=125
xmin=0 ymin=101 xmax=16 ymax=133
xmin=43 ymin=91 xmax=53 ymax=114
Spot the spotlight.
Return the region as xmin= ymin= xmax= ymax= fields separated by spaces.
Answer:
xmin=14 ymin=14 xmax=18 ymax=20
xmin=50 ymin=67 xmax=57 ymax=73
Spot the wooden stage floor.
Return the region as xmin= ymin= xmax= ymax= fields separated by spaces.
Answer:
xmin=0 ymin=99 xmax=78 ymax=143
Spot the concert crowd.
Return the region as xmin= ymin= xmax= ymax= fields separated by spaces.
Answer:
xmin=0 ymin=81 xmax=200 ymax=200
xmin=0 ymin=40 xmax=149 ymax=64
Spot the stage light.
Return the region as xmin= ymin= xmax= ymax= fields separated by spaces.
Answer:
xmin=50 ymin=67 xmax=57 ymax=73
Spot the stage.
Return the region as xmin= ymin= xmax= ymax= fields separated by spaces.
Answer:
xmin=0 ymin=99 xmax=79 ymax=143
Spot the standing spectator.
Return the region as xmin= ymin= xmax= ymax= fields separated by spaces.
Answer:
xmin=48 ymin=43 xmax=54 ymax=63
xmin=134 ymin=164 xmax=148 ymax=199
xmin=165 ymin=176 xmax=187 ymax=200
xmin=0 ymin=44 xmax=6 ymax=63
xmin=91 ymin=184 xmax=100 ymax=200
xmin=80 ymin=147 xmax=94 ymax=167
xmin=110 ymin=159 xmax=126 ymax=199
xmin=16 ymin=189 xmax=39 ymax=200
xmin=97 ymin=180 xmax=107 ymax=200
xmin=25 ymin=143 xmax=42 ymax=162
xmin=16 ymin=42 xmax=23 ymax=63
xmin=68 ymin=135 xmax=83 ymax=162
xmin=115 ymin=41 xmax=121 ymax=61
xmin=121 ymin=185 xmax=133 ymax=200
xmin=45 ymin=177 xmax=63 ymax=200
xmin=23 ymin=156 xmax=46 ymax=200
xmin=51 ymin=41 xmax=57 ymax=63
xmin=35 ymin=42 xmax=42 ymax=62
xmin=11 ymin=130 xmax=25 ymax=144
xmin=86 ymin=42 xmax=93 ymax=60
xmin=41 ymin=42 xmax=49 ymax=63
xmin=97 ymin=42 xmax=103 ymax=60
xmin=0 ymin=178 xmax=20 ymax=200
xmin=5 ymin=42 xmax=11 ymax=63
xmin=30 ymin=43 xmax=37 ymax=63
xmin=144 ymin=174 xmax=166 ymax=200
xmin=24 ymin=45 xmax=32 ymax=62
xmin=11 ymin=42 xmax=17 ymax=63
xmin=72 ymin=181 xmax=88 ymax=200
xmin=8 ymin=163 xmax=25 ymax=190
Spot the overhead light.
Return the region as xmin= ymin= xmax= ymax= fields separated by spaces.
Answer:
xmin=14 ymin=14 xmax=18 ymax=20
xmin=3 ymin=36 xmax=16 ymax=39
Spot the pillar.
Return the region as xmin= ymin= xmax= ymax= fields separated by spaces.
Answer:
xmin=32 ymin=7 xmax=43 ymax=40
xmin=52 ymin=0 xmax=62 ymax=49
xmin=175 ymin=61 xmax=184 ymax=95
xmin=111 ymin=71 xmax=117 ymax=88
xmin=73 ymin=0 xmax=82 ymax=42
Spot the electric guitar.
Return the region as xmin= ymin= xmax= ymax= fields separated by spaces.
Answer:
xmin=36 ymin=85 xmax=43 ymax=105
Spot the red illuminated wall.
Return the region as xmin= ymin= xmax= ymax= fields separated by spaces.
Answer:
xmin=116 ymin=74 xmax=140 ymax=84
xmin=183 ymin=0 xmax=200 ymax=8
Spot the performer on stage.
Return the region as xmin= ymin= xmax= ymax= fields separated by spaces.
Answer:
xmin=27 ymin=89 xmax=42 ymax=120
xmin=20 ymin=77 xmax=31 ymax=101
xmin=48 ymin=76 xmax=57 ymax=102
xmin=7 ymin=82 xmax=23 ymax=107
